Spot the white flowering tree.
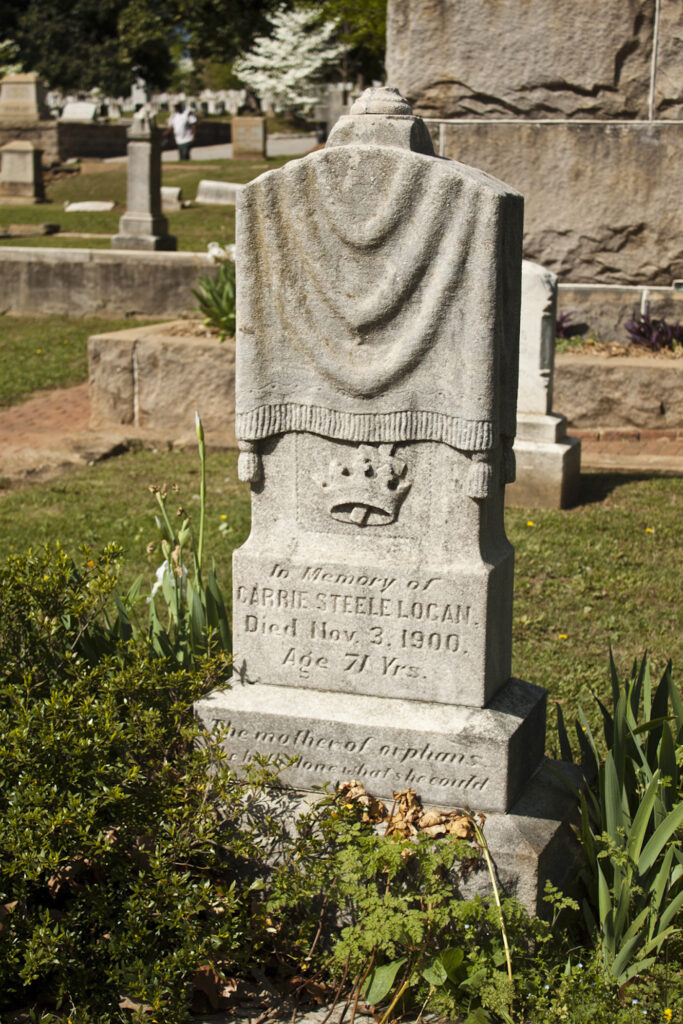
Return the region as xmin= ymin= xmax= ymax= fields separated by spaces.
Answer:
xmin=233 ymin=5 xmax=343 ymax=114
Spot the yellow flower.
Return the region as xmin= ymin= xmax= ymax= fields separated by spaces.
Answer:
xmin=526 ymin=520 xmax=534 ymax=527
xmin=220 ymin=514 xmax=227 ymax=520
xmin=558 ymin=633 xmax=568 ymax=640
xmin=645 ymin=527 xmax=654 ymax=533
xmin=663 ymin=1010 xmax=672 ymax=1021
xmin=36 ymin=348 xmax=42 ymax=354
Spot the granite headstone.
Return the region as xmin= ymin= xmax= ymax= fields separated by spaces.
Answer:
xmin=196 ymin=87 xmax=578 ymax=912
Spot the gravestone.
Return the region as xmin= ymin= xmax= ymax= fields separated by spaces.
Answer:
xmin=0 ymin=140 xmax=44 ymax=203
xmin=161 ymin=185 xmax=183 ymax=211
xmin=60 ymin=101 xmax=98 ymax=122
xmin=111 ymin=111 xmax=176 ymax=251
xmin=231 ymin=116 xmax=266 ymax=159
xmin=506 ymin=260 xmax=581 ymax=508
xmin=195 ymin=179 xmax=244 ymax=205
xmin=0 ymin=72 xmax=50 ymax=123
xmin=196 ymin=87 xmax=578 ymax=912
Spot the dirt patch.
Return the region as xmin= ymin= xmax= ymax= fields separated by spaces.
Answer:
xmin=0 ymin=384 xmax=133 ymax=490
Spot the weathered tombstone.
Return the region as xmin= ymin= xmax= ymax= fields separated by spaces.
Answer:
xmin=231 ymin=115 xmax=266 ymax=159
xmin=112 ymin=111 xmax=176 ymax=251
xmin=195 ymin=179 xmax=244 ymax=205
xmin=0 ymin=72 xmax=50 ymax=123
xmin=161 ymin=185 xmax=183 ymax=211
xmin=0 ymin=140 xmax=44 ymax=203
xmin=506 ymin=260 xmax=581 ymax=508
xmin=196 ymin=87 xmax=578 ymax=912
xmin=60 ymin=100 xmax=98 ymax=122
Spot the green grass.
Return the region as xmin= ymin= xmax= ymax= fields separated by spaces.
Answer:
xmin=0 ymin=315 xmax=167 ymax=407
xmin=0 ymin=155 xmax=295 ymax=251
xmin=0 ymin=452 xmax=679 ymax=743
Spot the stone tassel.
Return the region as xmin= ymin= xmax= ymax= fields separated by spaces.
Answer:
xmin=466 ymin=455 xmax=494 ymax=499
xmin=238 ymin=439 xmax=262 ymax=483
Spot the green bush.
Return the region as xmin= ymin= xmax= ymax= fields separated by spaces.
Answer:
xmin=0 ymin=545 xmax=277 ymax=1022
xmin=1 ymin=543 xmax=680 ymax=1022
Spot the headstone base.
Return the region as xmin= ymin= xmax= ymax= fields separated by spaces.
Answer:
xmin=193 ymin=688 xmax=582 ymax=916
xmin=111 ymin=232 xmax=177 ymax=251
xmin=0 ymin=191 xmax=41 ymax=205
xmin=507 ymin=414 xmax=581 ymax=508
xmin=195 ymin=677 xmax=546 ymax=816
xmin=112 ymin=210 xmax=176 ymax=251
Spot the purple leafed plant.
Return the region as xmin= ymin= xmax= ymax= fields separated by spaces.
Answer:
xmin=556 ymin=311 xmax=583 ymax=339
xmin=624 ymin=303 xmax=683 ymax=352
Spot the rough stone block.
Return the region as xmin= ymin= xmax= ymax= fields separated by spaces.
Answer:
xmin=438 ymin=121 xmax=682 ymax=287
xmin=387 ymin=0 xmax=658 ymax=120
xmin=555 ymin=354 xmax=683 ymax=429
xmin=88 ymin=322 xmax=236 ymax=443
xmin=195 ymin=676 xmax=546 ymax=814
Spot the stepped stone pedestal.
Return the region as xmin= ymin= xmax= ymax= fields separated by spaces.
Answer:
xmin=506 ymin=260 xmax=581 ymax=508
xmin=112 ymin=111 xmax=176 ymax=251
xmin=195 ymin=87 xmax=579 ymax=914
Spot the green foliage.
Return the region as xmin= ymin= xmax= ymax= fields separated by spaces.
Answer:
xmin=0 ymin=315 xmax=161 ymax=407
xmin=144 ymin=414 xmax=232 ymax=670
xmin=312 ymin=0 xmax=386 ymax=82
xmin=0 ymin=543 xmax=280 ymax=1020
xmin=193 ymin=260 xmax=236 ymax=341
xmin=557 ymin=653 xmax=683 ymax=984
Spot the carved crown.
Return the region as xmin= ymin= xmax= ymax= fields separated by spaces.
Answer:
xmin=316 ymin=444 xmax=411 ymax=526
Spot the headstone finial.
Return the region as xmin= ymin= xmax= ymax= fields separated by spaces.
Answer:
xmin=350 ymin=87 xmax=412 ymax=116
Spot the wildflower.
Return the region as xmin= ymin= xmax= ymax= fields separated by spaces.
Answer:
xmin=558 ymin=634 xmax=568 ymax=640
xmin=526 ymin=520 xmax=534 ymax=527
xmin=220 ymin=514 xmax=227 ymax=520
xmin=633 ymin=1000 xmax=639 ymax=1006
xmin=207 ymin=241 xmax=236 ymax=263
xmin=36 ymin=348 xmax=42 ymax=354
xmin=645 ymin=527 xmax=654 ymax=533
xmin=663 ymin=1012 xmax=672 ymax=1021
xmin=149 ymin=560 xmax=187 ymax=599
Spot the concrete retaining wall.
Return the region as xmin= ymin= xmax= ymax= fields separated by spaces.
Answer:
xmin=0 ymin=247 xmax=216 ymax=317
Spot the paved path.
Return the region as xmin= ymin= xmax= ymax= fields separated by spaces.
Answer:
xmin=1 ymin=386 xmax=681 ymax=492
xmin=104 ymin=135 xmax=318 ymax=165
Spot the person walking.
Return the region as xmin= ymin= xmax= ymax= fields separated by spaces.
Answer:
xmin=166 ymin=102 xmax=197 ymax=160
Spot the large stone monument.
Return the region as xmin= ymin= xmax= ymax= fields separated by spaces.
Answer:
xmin=506 ymin=260 xmax=581 ymax=508
xmin=0 ymin=72 xmax=50 ymax=124
xmin=0 ymin=139 xmax=44 ymax=203
xmin=112 ymin=111 xmax=176 ymax=251
xmin=196 ymin=87 xmax=577 ymax=911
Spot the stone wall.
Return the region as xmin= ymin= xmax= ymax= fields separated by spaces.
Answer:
xmin=433 ymin=121 xmax=682 ymax=288
xmin=386 ymin=0 xmax=683 ymax=326
xmin=387 ymin=0 xmax=682 ymax=120
xmin=0 ymin=247 xmax=216 ymax=317
xmin=0 ymin=119 xmax=231 ymax=165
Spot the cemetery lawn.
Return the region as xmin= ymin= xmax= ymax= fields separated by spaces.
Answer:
xmin=0 ymin=315 xmax=164 ymax=406
xmin=0 ymin=450 xmax=680 ymax=745
xmin=0 ymin=155 xmax=294 ymax=251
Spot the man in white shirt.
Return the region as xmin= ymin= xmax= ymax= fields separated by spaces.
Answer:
xmin=166 ymin=102 xmax=197 ymax=160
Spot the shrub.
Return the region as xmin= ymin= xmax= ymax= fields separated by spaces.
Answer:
xmin=624 ymin=303 xmax=683 ymax=352
xmin=0 ymin=545 xmax=278 ymax=1022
